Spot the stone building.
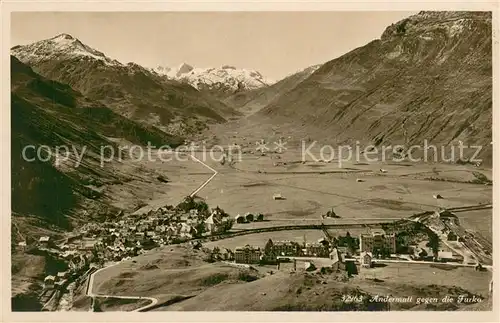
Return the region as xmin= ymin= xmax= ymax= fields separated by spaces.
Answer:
xmin=305 ymin=243 xmax=329 ymax=257
xmin=359 ymin=229 xmax=396 ymax=254
xmin=272 ymin=240 xmax=301 ymax=256
xmin=234 ymin=245 xmax=261 ymax=264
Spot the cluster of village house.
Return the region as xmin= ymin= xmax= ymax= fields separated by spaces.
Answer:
xmin=25 ymin=203 xmax=469 ymax=294
xmin=233 ymin=239 xmax=332 ymax=264
xmin=231 ymin=227 xmax=464 ymax=269
xmin=27 ymin=205 xmax=234 ymax=291
xmin=37 ymin=224 xmax=469 ymax=293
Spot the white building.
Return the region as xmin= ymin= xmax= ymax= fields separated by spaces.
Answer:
xmin=204 ymin=214 xmax=217 ymax=233
xmin=360 ymin=251 xmax=373 ymax=268
xmin=39 ymin=236 xmax=50 ymax=246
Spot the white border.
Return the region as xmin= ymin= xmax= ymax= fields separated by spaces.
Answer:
xmin=2 ymin=1 xmax=499 ymax=322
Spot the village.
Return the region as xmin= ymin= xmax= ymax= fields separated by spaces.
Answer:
xmin=199 ymin=207 xmax=489 ymax=281
xmin=208 ymin=224 xmax=472 ymax=272
xmin=15 ymin=197 xmax=242 ymax=308
xmin=15 ymin=191 xmax=491 ymax=311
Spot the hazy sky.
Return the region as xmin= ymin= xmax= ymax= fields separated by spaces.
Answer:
xmin=11 ymin=11 xmax=415 ymax=80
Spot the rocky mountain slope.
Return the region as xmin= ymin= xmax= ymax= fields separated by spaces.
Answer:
xmin=252 ymin=11 xmax=492 ymax=163
xmin=224 ymin=64 xmax=321 ymax=115
xmin=11 ymin=34 xmax=238 ymax=137
xmin=153 ymin=63 xmax=272 ymax=96
xmin=11 ymin=55 xmax=182 ymax=231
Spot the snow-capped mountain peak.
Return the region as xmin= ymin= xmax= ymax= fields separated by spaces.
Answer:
xmin=11 ymin=33 xmax=123 ymax=67
xmin=152 ymin=63 xmax=273 ymax=92
xmin=50 ymin=33 xmax=76 ymax=45
xmin=176 ymin=62 xmax=194 ymax=76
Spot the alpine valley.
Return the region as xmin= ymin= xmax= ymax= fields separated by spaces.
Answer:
xmin=10 ymin=11 xmax=493 ymax=313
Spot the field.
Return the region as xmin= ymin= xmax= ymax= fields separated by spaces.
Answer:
xmin=91 ymin=245 xmax=263 ymax=304
xmin=107 ymin=150 xmax=216 ymax=214
xmin=89 ymin=147 xmax=493 ymax=311
xmin=123 ymin=146 xmax=492 ymax=237
xmin=94 ymin=297 xmax=151 ymax=312
xmin=183 ymin=149 xmax=491 ymax=235
xmin=353 ymin=262 xmax=492 ymax=297
xmin=152 ymin=261 xmax=491 ymax=311
xmin=455 ymin=209 xmax=493 ymax=243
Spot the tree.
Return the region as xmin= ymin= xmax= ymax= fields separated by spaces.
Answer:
xmin=381 ymin=247 xmax=391 ymax=259
xmin=213 ymin=205 xmax=227 ymax=217
xmin=196 ymin=200 xmax=209 ymax=214
xmin=426 ymin=233 xmax=440 ymax=255
xmin=264 ymin=239 xmax=274 ymax=260
xmin=396 ymin=19 xmax=409 ymax=34
xmin=344 ymin=232 xmax=356 ymax=254
xmin=211 ymin=247 xmax=221 ymax=260
xmin=176 ymin=196 xmax=209 ymax=214
xmin=91 ymin=248 xmax=99 ymax=261
xmin=142 ymin=238 xmax=157 ymax=250
xmin=222 ymin=218 xmax=234 ymax=232
xmin=194 ymin=221 xmax=206 ymax=238
xmin=176 ymin=196 xmax=195 ymax=212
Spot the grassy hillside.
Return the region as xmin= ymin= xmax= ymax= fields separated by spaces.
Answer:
xmin=11 ymin=56 xmax=183 ymax=228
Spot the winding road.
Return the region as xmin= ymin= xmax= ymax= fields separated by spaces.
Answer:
xmin=188 ymin=153 xmax=218 ymax=197
xmin=86 ymin=262 xmax=158 ymax=312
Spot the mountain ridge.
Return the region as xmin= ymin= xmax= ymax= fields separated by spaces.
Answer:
xmin=249 ymin=11 xmax=492 ymax=164
xmin=11 ymin=34 xmax=240 ymax=137
xmin=11 ymin=55 xmax=185 ymax=229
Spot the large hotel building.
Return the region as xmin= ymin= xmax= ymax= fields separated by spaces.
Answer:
xmin=359 ymin=229 xmax=396 ymax=253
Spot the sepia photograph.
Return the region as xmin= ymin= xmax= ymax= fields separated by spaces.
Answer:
xmin=7 ymin=8 xmax=495 ymax=315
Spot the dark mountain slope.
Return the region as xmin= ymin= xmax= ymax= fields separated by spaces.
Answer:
xmin=256 ymin=11 xmax=492 ymax=163
xmin=11 ymin=56 xmax=182 ymax=229
xmin=11 ymin=34 xmax=238 ymax=137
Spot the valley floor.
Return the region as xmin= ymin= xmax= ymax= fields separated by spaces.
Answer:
xmin=85 ymin=147 xmax=492 ymax=311
xmin=12 ymin=145 xmax=493 ymax=312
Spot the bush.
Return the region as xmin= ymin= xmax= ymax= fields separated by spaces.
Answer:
xmin=220 ymin=218 xmax=234 ymax=233
xmin=237 ymin=272 xmax=259 ymax=282
xmin=176 ymin=196 xmax=209 ymax=214
xmin=396 ymin=19 xmax=409 ymax=34
xmin=201 ymin=273 xmax=228 ymax=286
xmin=11 ymin=294 xmax=43 ymax=311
